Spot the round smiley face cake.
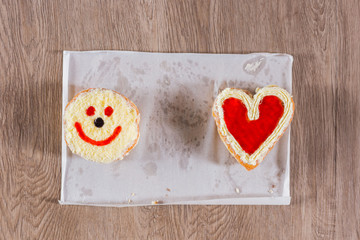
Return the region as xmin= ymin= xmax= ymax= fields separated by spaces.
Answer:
xmin=64 ymin=88 xmax=140 ymax=163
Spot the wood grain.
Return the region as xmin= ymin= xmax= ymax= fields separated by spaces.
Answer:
xmin=0 ymin=0 xmax=359 ymax=239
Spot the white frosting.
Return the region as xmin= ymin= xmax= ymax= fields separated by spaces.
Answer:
xmin=244 ymin=58 xmax=264 ymax=72
xmin=213 ymin=86 xmax=294 ymax=166
xmin=64 ymin=89 xmax=140 ymax=163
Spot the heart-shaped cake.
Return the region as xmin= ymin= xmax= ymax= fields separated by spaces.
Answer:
xmin=212 ymin=86 xmax=294 ymax=170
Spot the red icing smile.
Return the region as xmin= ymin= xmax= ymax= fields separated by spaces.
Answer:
xmin=222 ymin=96 xmax=284 ymax=155
xmin=74 ymin=122 xmax=122 ymax=146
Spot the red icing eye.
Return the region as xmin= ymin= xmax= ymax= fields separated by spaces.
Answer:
xmin=86 ymin=106 xmax=95 ymax=116
xmin=105 ymin=106 xmax=114 ymax=117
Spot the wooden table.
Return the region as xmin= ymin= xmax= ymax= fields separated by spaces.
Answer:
xmin=1 ymin=1 xmax=359 ymax=239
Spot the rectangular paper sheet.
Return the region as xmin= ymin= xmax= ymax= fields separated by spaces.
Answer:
xmin=60 ymin=51 xmax=293 ymax=206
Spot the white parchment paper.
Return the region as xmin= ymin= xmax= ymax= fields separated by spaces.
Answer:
xmin=60 ymin=51 xmax=293 ymax=206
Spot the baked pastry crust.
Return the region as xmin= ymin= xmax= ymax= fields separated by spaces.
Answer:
xmin=212 ymin=86 xmax=294 ymax=170
xmin=64 ymin=88 xmax=140 ymax=163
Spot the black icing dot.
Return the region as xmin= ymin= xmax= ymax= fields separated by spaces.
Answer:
xmin=94 ymin=117 xmax=104 ymax=128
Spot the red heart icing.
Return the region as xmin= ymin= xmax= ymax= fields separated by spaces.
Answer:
xmin=222 ymin=96 xmax=284 ymax=155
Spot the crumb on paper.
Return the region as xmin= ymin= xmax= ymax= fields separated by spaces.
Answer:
xmin=127 ymin=193 xmax=136 ymax=203
xmin=151 ymin=200 xmax=163 ymax=205
xmin=165 ymin=194 xmax=168 ymax=197
xmin=268 ymin=185 xmax=276 ymax=194
xmin=166 ymin=188 xmax=171 ymax=192
xmin=235 ymin=188 xmax=240 ymax=194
